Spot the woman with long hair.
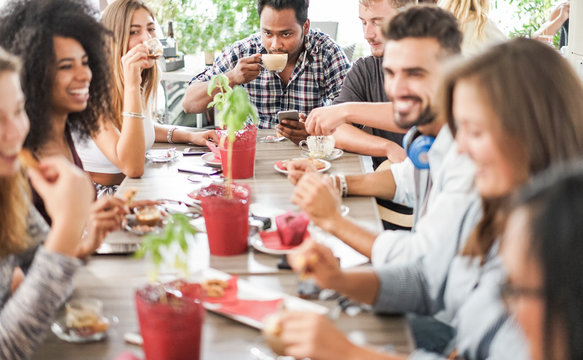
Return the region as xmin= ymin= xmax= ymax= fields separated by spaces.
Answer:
xmin=74 ymin=0 xmax=218 ymax=195
xmin=438 ymin=0 xmax=506 ymax=55
xmin=0 ymin=0 xmax=126 ymax=255
xmin=502 ymin=163 xmax=583 ymax=360
xmin=278 ymin=37 xmax=583 ymax=359
xmin=0 ymin=46 xmax=96 ymax=359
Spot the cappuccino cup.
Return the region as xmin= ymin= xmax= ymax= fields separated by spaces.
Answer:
xmin=262 ymin=53 xmax=287 ymax=72
xmin=299 ymin=135 xmax=335 ymax=158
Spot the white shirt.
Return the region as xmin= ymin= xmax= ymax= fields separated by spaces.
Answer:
xmin=74 ymin=115 xmax=156 ymax=174
xmin=371 ymin=126 xmax=477 ymax=265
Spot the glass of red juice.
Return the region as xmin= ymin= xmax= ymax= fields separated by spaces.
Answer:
xmin=218 ymin=125 xmax=257 ymax=179
xmin=135 ymin=282 xmax=204 ymax=360
xmin=199 ymin=183 xmax=251 ymax=255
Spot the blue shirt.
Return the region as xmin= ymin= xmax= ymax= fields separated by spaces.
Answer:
xmin=190 ymin=29 xmax=351 ymax=128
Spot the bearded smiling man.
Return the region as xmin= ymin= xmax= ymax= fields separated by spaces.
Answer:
xmin=183 ymin=0 xmax=350 ymax=144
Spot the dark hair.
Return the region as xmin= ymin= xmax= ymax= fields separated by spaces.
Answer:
xmin=512 ymin=162 xmax=583 ymax=360
xmin=382 ymin=4 xmax=462 ymax=55
xmin=440 ymin=38 xmax=583 ymax=262
xmin=0 ymin=0 xmax=114 ymax=153
xmin=257 ymin=0 xmax=309 ymax=25
xmin=0 ymin=47 xmax=21 ymax=74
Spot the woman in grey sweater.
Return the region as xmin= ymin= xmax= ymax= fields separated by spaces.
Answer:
xmin=0 ymin=48 xmax=96 ymax=359
xmin=278 ymin=38 xmax=583 ymax=360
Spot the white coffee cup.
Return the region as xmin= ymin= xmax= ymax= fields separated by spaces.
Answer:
xmin=262 ymin=53 xmax=287 ymax=72
xmin=299 ymin=135 xmax=335 ymax=158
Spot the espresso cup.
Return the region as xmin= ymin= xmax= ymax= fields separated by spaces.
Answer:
xmin=144 ymin=38 xmax=164 ymax=58
xmin=262 ymin=53 xmax=287 ymax=72
xmin=299 ymin=135 xmax=335 ymax=158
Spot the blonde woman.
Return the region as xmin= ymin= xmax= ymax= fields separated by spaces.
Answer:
xmin=0 ymin=46 xmax=96 ymax=358
xmin=75 ymin=0 xmax=218 ymax=194
xmin=438 ymin=0 xmax=506 ymax=55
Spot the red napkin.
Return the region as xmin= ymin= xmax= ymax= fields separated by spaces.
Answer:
xmin=204 ymin=276 xmax=239 ymax=305
xmin=218 ymin=298 xmax=283 ymax=323
xmin=204 ymin=276 xmax=284 ymax=323
xmin=206 ymin=140 xmax=221 ymax=161
xmin=259 ymin=230 xmax=310 ymax=250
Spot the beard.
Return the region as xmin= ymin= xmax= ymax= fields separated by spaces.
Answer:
xmin=394 ymin=103 xmax=435 ymax=130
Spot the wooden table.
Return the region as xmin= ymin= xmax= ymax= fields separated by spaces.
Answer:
xmin=35 ymin=130 xmax=414 ymax=359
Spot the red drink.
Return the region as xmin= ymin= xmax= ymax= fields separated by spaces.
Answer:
xmin=200 ymin=183 xmax=251 ymax=255
xmin=135 ymin=282 xmax=204 ymax=360
xmin=218 ymin=125 xmax=257 ymax=179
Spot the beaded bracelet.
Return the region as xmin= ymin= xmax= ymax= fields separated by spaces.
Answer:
xmin=121 ymin=111 xmax=145 ymax=119
xmin=337 ymin=174 xmax=348 ymax=197
xmin=167 ymin=127 xmax=177 ymax=144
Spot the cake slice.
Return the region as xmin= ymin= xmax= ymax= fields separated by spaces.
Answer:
xmin=275 ymin=211 xmax=309 ymax=246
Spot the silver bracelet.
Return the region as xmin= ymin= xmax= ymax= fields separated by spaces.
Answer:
xmin=121 ymin=111 xmax=145 ymax=119
xmin=167 ymin=127 xmax=177 ymax=144
xmin=337 ymin=174 xmax=348 ymax=197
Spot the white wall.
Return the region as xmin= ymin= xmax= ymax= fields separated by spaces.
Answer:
xmin=309 ymin=0 xmax=365 ymax=46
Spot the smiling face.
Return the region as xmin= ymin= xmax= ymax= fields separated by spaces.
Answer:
xmin=359 ymin=0 xmax=398 ymax=57
xmin=383 ymin=37 xmax=442 ymax=129
xmin=453 ymin=78 xmax=528 ymax=198
xmin=50 ymin=36 xmax=92 ymax=116
xmin=0 ymin=71 xmax=29 ymax=176
xmin=127 ymin=7 xmax=157 ymax=68
xmin=260 ymin=6 xmax=308 ymax=62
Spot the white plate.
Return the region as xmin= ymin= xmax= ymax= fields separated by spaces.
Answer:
xmin=202 ymin=268 xmax=328 ymax=329
xmin=51 ymin=315 xmax=118 ymax=343
xmin=250 ymin=205 xmax=349 ymax=256
xmin=201 ymin=152 xmax=222 ymax=167
xmin=301 ymin=148 xmax=343 ymax=161
xmin=258 ymin=135 xmax=286 ymax=143
xmin=124 ymin=214 xmax=165 ymax=236
xmin=274 ymin=159 xmax=331 ymax=175
xmin=146 ymin=148 xmax=179 ymax=163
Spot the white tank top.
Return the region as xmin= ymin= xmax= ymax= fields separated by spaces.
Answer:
xmin=74 ymin=115 xmax=156 ymax=174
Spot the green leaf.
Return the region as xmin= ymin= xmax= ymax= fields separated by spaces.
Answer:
xmin=133 ymin=213 xmax=198 ymax=280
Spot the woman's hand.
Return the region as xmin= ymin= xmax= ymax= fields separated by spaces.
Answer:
xmin=76 ymin=196 xmax=128 ymax=258
xmin=279 ymin=311 xmax=358 ymax=360
xmin=28 ymin=156 xmax=95 ymax=256
xmin=287 ymin=240 xmax=344 ymax=291
xmin=286 ymin=159 xmax=317 ymax=185
xmin=121 ymin=44 xmax=153 ymax=89
xmin=291 ymin=172 xmax=342 ymax=232
xmin=189 ymin=129 xmax=220 ymax=146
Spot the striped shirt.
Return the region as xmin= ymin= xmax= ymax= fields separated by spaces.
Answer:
xmin=0 ymin=206 xmax=81 ymax=360
xmin=189 ymin=29 xmax=351 ymax=129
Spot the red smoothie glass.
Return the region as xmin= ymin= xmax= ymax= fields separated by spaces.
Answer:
xmin=199 ymin=183 xmax=251 ymax=255
xmin=218 ymin=125 xmax=257 ymax=179
xmin=135 ymin=282 xmax=204 ymax=360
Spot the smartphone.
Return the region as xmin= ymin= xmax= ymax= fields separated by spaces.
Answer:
xmin=277 ymin=110 xmax=300 ymax=122
xmin=178 ymin=165 xmax=222 ymax=176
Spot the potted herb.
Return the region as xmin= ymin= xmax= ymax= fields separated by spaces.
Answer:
xmin=134 ymin=214 xmax=205 ymax=360
xmin=207 ymin=74 xmax=259 ymax=180
xmin=196 ymin=74 xmax=257 ymax=256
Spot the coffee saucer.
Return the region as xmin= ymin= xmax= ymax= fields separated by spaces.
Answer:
xmin=301 ymin=148 xmax=343 ymax=161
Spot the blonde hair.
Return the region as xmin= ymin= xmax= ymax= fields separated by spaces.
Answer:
xmin=360 ymin=0 xmax=417 ymax=8
xmin=101 ymin=0 xmax=159 ymax=129
xmin=0 ymin=47 xmax=31 ymax=258
xmin=438 ymin=0 xmax=489 ymax=41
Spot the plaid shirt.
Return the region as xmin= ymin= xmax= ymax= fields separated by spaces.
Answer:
xmin=190 ymin=30 xmax=351 ymax=128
